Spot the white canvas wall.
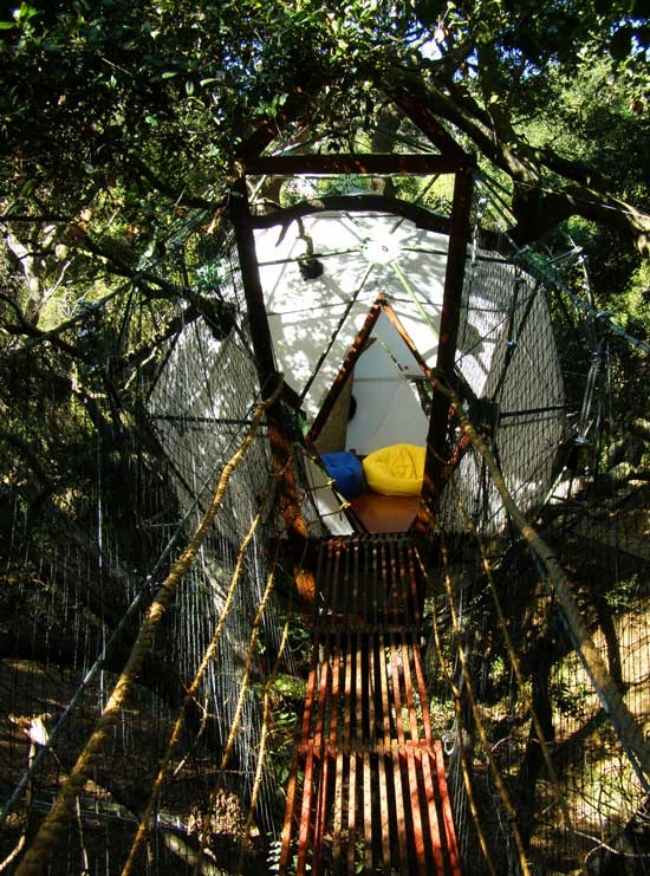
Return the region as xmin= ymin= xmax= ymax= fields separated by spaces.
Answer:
xmin=254 ymin=212 xmax=449 ymax=421
xmin=345 ymin=312 xmax=429 ymax=454
xmin=253 ymin=211 xmax=511 ymax=422
xmin=148 ymin=204 xmax=566 ymax=537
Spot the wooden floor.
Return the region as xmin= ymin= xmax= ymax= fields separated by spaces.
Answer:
xmin=279 ymin=535 xmax=462 ymax=875
xmin=348 ymin=492 xmax=421 ymax=534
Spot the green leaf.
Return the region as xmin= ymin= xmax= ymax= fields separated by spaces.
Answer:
xmin=161 ymin=70 xmax=177 ymax=79
xmin=15 ymin=3 xmax=39 ymax=22
xmin=0 ymin=20 xmax=15 ymax=29
xmin=185 ymin=79 xmax=194 ymax=95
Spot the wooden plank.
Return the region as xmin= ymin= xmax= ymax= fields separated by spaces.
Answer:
xmin=386 ymin=537 xmax=399 ymax=622
xmin=394 ymin=538 xmax=412 ymax=626
xmin=341 ymin=535 xmax=351 ymax=618
xmin=371 ymin=540 xmax=379 ymax=626
xmin=331 ymin=540 xmax=342 ymax=616
xmin=313 ymin=541 xmax=326 ymax=625
xmin=347 ymin=635 xmax=361 ymax=873
xmin=280 ymin=637 xmax=321 ymax=872
xmin=352 ymin=539 xmax=360 ymax=618
xmin=389 ymin=636 xmax=410 ymax=875
xmin=394 ymin=634 xmax=427 ymax=876
xmin=245 ymin=153 xmax=467 ymax=177
xmin=406 ymin=543 xmax=421 ymax=626
xmin=422 ymin=167 xmax=475 ymax=514
xmin=332 ymin=642 xmax=346 ymax=866
xmin=404 ymin=640 xmax=445 ymax=875
xmin=347 ymin=752 xmax=358 ymax=874
xmin=313 ymin=635 xmax=338 ymax=875
xmin=363 ymin=748 xmax=373 ymax=872
xmin=433 ymin=739 xmax=463 ymax=876
xmin=278 ymin=754 xmax=300 ymax=873
xmin=360 ymin=634 xmax=373 ymax=872
xmin=297 ymin=648 xmax=330 ymax=876
xmin=371 ymin=635 xmax=392 ymax=871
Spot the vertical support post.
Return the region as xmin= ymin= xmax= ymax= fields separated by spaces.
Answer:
xmin=421 ymin=165 xmax=475 ymax=516
xmin=230 ymin=177 xmax=279 ymax=395
xmin=229 ymin=177 xmax=308 ymax=537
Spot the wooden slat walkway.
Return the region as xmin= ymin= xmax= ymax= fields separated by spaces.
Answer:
xmin=279 ymin=535 xmax=462 ymax=875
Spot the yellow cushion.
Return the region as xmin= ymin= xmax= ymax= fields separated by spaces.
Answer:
xmin=362 ymin=444 xmax=426 ymax=496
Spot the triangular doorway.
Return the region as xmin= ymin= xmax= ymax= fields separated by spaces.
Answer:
xmin=308 ymin=296 xmax=432 ymax=533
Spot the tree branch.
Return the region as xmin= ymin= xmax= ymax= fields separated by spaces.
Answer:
xmin=383 ymin=67 xmax=650 ymax=254
xmin=129 ymin=156 xmax=224 ymax=211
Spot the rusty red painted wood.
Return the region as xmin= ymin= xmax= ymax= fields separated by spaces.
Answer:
xmin=422 ymin=167 xmax=475 ymax=515
xmin=279 ymin=536 xmax=462 ymax=875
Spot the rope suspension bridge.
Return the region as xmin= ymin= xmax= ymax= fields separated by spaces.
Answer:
xmin=278 ymin=535 xmax=461 ymax=875
xmin=1 ymin=134 xmax=650 ymax=876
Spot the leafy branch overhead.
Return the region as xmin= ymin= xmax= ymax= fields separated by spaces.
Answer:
xmin=0 ymin=0 xmax=648 ymax=271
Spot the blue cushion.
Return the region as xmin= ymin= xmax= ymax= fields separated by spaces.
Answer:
xmin=320 ymin=452 xmax=364 ymax=499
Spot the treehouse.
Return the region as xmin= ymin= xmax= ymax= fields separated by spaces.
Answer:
xmin=149 ymin=199 xmax=566 ymax=537
xmin=8 ymin=84 xmax=650 ymax=876
xmin=143 ymin=139 xmax=576 ymax=871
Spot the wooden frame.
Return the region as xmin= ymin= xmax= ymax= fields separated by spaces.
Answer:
xmin=421 ymin=166 xmax=475 ymax=513
xmin=230 ymin=85 xmax=476 ymax=530
xmin=245 ymin=153 xmax=469 ymax=176
xmin=306 ymin=295 xmax=433 ymax=447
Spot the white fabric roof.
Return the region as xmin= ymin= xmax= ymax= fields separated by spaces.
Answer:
xmin=253 ymin=211 xmax=505 ymax=422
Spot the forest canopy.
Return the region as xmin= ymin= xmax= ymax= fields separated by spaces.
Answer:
xmin=1 ymin=4 xmax=650 ymax=874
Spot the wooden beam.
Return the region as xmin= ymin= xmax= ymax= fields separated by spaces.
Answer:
xmin=229 ymin=177 xmax=278 ymax=392
xmin=389 ymin=91 xmax=469 ymax=163
xmin=250 ymin=193 xmax=506 ymax=252
xmin=236 ymin=79 xmax=324 ymax=161
xmin=245 ymin=153 xmax=468 ymax=176
xmin=229 ymin=178 xmax=308 ymax=538
xmin=421 ymin=167 xmax=475 ymax=514
xmin=306 ymin=297 xmax=384 ymax=445
xmin=250 ymin=194 xmax=453 ymax=237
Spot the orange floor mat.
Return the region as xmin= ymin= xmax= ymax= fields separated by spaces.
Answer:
xmin=349 ymin=492 xmax=420 ymax=533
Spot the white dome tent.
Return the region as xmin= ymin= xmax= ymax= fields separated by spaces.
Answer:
xmin=148 ymin=196 xmax=566 ymax=537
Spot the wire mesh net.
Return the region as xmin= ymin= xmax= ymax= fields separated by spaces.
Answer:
xmin=2 ymin=182 xmax=649 ymax=875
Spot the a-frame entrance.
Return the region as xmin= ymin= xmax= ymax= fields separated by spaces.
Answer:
xmin=306 ymin=295 xmax=436 ymax=533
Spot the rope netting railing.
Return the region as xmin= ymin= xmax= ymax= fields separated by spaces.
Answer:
xmin=4 ymin=383 xmax=289 ymax=875
xmin=0 ymin=277 xmax=305 ymax=874
xmin=421 ymin=375 xmax=650 ymax=874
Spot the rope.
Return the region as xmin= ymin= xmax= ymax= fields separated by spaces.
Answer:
xmin=453 ymin=490 xmax=578 ymax=845
xmin=120 ymin=512 xmax=263 ymax=875
xmin=440 ymin=538 xmax=533 ymax=876
xmin=237 ymin=616 xmax=292 ymax=870
xmin=0 ymin=451 xmax=229 ymax=833
xmin=429 ymin=370 xmax=650 ymax=792
xmin=219 ymin=550 xmax=279 ymax=770
xmin=414 ymin=546 xmax=498 ymax=876
xmin=14 ymin=380 xmax=283 ymax=876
